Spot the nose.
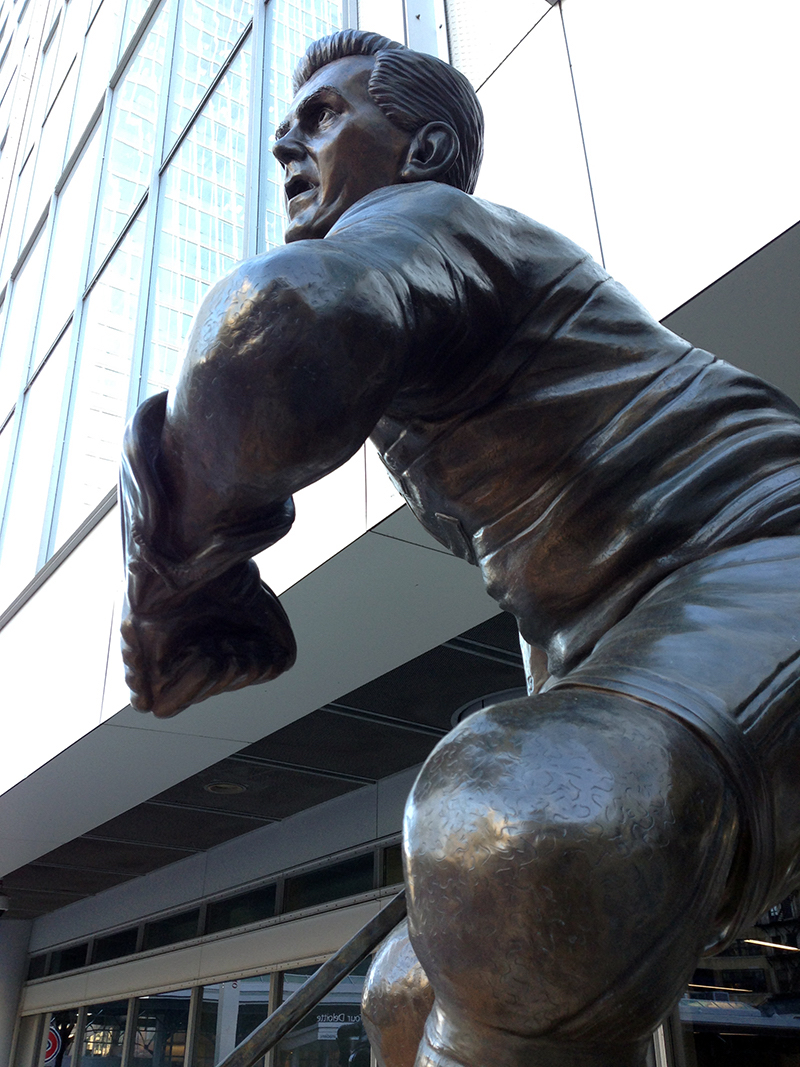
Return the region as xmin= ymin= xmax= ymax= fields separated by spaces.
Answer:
xmin=272 ymin=127 xmax=306 ymax=166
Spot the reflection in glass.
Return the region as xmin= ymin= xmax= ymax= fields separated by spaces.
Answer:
xmin=283 ymin=853 xmax=374 ymax=914
xmin=276 ymin=963 xmax=370 ymax=1067
xmin=164 ymin=0 xmax=252 ymax=154
xmin=262 ymin=0 xmax=342 ymax=250
xmin=56 ymin=210 xmax=147 ymax=548
xmin=145 ymin=40 xmax=250 ymax=397
xmin=24 ymin=61 xmax=80 ymax=252
xmin=49 ymin=939 xmax=89 ymax=975
xmin=0 ymin=419 xmax=10 ymax=515
xmin=141 ymin=908 xmax=200 ymax=950
xmin=49 ymin=1008 xmax=80 ymax=1067
xmin=35 ymin=125 xmax=101 ymax=364
xmin=80 ymin=1001 xmax=130 ymax=1065
xmin=90 ymin=0 xmax=172 ymax=274
xmin=67 ymin=0 xmax=124 ymax=159
xmin=131 ymin=990 xmax=191 ymax=1066
xmin=119 ymin=0 xmax=159 ymax=59
xmin=681 ymin=888 xmax=800 ymax=1065
xmin=0 ymin=146 xmax=36 ymax=280
xmin=0 ymin=328 xmax=70 ymax=608
xmin=206 ymin=883 xmax=276 ymax=934
xmin=194 ymin=984 xmax=220 ymax=1067
xmin=194 ymin=976 xmax=272 ymax=1066
xmin=51 ymin=0 xmax=93 ymax=106
xmin=0 ymin=229 xmax=47 ymax=420
xmin=93 ymin=926 xmax=139 ymax=963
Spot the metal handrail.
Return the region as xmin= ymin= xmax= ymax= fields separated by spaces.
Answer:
xmin=215 ymin=889 xmax=407 ymax=1067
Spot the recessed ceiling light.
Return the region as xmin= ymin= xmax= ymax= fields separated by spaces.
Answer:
xmin=204 ymin=782 xmax=247 ymax=795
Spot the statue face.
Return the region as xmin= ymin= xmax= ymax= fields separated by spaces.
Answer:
xmin=273 ymin=55 xmax=413 ymax=242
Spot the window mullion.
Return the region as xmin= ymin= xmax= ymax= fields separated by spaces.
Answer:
xmin=244 ymin=0 xmax=267 ymax=259
xmin=128 ymin=0 xmax=180 ymax=412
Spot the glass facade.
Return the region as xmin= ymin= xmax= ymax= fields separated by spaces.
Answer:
xmin=0 ymin=0 xmax=343 ymax=611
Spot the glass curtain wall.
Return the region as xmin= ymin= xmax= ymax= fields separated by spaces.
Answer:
xmin=0 ymin=0 xmax=342 ymax=611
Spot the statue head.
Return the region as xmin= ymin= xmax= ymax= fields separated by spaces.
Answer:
xmin=274 ymin=29 xmax=484 ymax=243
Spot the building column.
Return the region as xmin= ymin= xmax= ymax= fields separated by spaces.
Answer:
xmin=0 ymin=920 xmax=32 ymax=1065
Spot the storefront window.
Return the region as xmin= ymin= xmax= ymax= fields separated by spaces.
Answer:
xmin=194 ymin=975 xmax=271 ymax=1066
xmin=46 ymin=1009 xmax=79 ymax=1067
xmin=79 ymin=1001 xmax=130 ymax=1065
xmin=130 ymin=990 xmax=192 ymax=1066
xmin=680 ymin=890 xmax=800 ymax=1065
xmin=274 ymin=963 xmax=370 ymax=1067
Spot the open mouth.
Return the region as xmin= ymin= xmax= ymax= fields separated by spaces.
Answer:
xmin=285 ymin=176 xmax=316 ymax=202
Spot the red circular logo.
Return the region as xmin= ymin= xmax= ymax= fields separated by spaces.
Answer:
xmin=44 ymin=1027 xmax=61 ymax=1065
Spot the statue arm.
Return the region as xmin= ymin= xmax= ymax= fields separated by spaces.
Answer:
xmin=120 ymin=241 xmax=414 ymax=718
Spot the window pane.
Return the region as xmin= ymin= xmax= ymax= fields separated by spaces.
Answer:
xmin=49 ymin=1009 xmax=80 ymax=1067
xmin=93 ymin=926 xmax=139 ymax=963
xmin=283 ymin=853 xmax=375 ymax=913
xmin=141 ymin=908 xmax=200 ymax=950
xmin=52 ymin=0 xmax=93 ymax=102
xmin=206 ymin=884 xmax=276 ymax=934
xmin=144 ymin=39 xmax=250 ymax=397
xmin=193 ymin=985 xmax=220 ymax=1067
xmin=49 ymin=941 xmax=89 ymax=974
xmin=55 ymin=209 xmax=147 ymax=548
xmin=130 ymin=990 xmax=192 ymax=1067
xmin=27 ymin=953 xmax=48 ymax=981
xmin=80 ymin=1000 xmax=129 ymax=1063
xmin=0 ymin=147 xmax=37 ymax=283
xmin=119 ymin=0 xmax=157 ymax=59
xmin=382 ymin=843 xmax=403 ymax=887
xmin=24 ymin=60 xmax=79 ymax=237
xmin=67 ymin=0 xmax=124 ymax=159
xmin=164 ymin=0 xmax=252 ymax=156
xmin=196 ymin=976 xmax=272 ymax=1066
xmin=90 ymin=0 xmax=172 ymax=274
xmin=0 ymin=327 xmax=70 ymax=607
xmin=0 ymin=230 xmax=47 ymax=420
xmin=0 ymin=419 xmax=11 ymax=521
xmin=35 ymin=124 xmax=101 ymax=363
xmin=275 ymin=964 xmax=370 ymax=1067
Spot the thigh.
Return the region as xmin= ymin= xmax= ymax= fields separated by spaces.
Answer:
xmin=555 ymin=533 xmax=800 ymax=915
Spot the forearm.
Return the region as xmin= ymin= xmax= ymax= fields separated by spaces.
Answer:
xmin=119 ymin=241 xmax=410 ymax=716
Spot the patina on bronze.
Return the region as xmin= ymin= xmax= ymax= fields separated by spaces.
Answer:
xmin=120 ymin=29 xmax=800 ymax=1067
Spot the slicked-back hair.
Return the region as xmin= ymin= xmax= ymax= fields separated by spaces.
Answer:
xmin=293 ymin=29 xmax=484 ymax=195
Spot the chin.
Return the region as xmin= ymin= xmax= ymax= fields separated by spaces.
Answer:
xmin=283 ymin=208 xmax=334 ymax=244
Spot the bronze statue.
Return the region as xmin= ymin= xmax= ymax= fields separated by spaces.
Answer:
xmin=120 ymin=29 xmax=800 ymax=1067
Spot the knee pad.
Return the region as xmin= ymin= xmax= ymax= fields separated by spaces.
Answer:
xmin=403 ymin=688 xmax=739 ymax=1049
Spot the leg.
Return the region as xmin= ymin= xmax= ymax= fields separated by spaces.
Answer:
xmin=404 ymin=688 xmax=739 ymax=1067
xmin=362 ymin=920 xmax=434 ymax=1067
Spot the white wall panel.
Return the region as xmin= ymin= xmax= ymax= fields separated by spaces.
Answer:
xmin=201 ymin=784 xmax=379 ymax=898
xmin=447 ymin=0 xmax=553 ymax=90
xmin=562 ymin=0 xmax=800 ymax=318
xmin=0 ymin=510 xmax=118 ymax=797
xmin=358 ymin=0 xmax=406 ymax=42
xmin=474 ymin=7 xmax=602 ymax=265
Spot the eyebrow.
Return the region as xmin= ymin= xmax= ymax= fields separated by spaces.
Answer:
xmin=275 ymin=86 xmax=345 ymax=141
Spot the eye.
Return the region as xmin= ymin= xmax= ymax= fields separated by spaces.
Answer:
xmin=315 ymin=105 xmax=337 ymax=127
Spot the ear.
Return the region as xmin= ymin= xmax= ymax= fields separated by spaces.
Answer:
xmin=399 ymin=121 xmax=460 ymax=183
